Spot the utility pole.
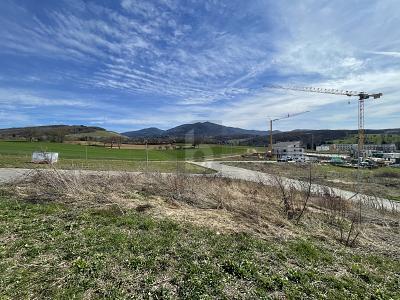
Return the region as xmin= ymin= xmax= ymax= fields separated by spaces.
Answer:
xmin=145 ymin=140 xmax=149 ymax=171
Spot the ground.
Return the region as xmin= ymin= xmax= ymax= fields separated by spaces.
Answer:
xmin=224 ymin=162 xmax=400 ymax=201
xmin=0 ymin=170 xmax=399 ymax=299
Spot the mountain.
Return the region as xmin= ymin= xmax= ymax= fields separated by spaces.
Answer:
xmin=165 ymin=122 xmax=268 ymax=137
xmin=122 ymin=122 xmax=268 ymax=139
xmin=122 ymin=127 xmax=166 ymax=138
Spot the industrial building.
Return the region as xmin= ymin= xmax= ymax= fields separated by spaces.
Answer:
xmin=273 ymin=141 xmax=304 ymax=160
xmin=316 ymin=143 xmax=397 ymax=153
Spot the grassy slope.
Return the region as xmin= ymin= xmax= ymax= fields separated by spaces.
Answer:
xmin=0 ymin=197 xmax=399 ymax=299
xmin=66 ymin=130 xmax=124 ymax=139
xmin=225 ymin=162 xmax=400 ymax=201
xmin=0 ymin=141 xmax=247 ymax=161
xmin=331 ymin=133 xmax=400 ymax=144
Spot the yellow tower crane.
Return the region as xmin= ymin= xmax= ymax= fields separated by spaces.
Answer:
xmin=268 ymin=85 xmax=383 ymax=161
xmin=267 ymin=111 xmax=309 ymax=158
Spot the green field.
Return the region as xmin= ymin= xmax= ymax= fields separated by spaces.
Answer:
xmin=0 ymin=141 xmax=248 ymax=161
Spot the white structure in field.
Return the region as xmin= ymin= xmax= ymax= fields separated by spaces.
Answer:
xmin=273 ymin=141 xmax=304 ymax=160
xmin=32 ymin=152 xmax=59 ymax=164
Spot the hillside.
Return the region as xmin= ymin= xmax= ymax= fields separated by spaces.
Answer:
xmin=0 ymin=125 xmax=105 ymax=140
xmin=122 ymin=122 xmax=400 ymax=148
xmin=122 ymin=127 xmax=166 ymax=138
xmin=243 ymin=128 xmax=400 ymax=148
xmin=66 ymin=130 xmax=126 ymax=140
xmin=331 ymin=133 xmax=400 ymax=145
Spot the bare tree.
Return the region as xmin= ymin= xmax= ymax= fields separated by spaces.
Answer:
xmin=296 ymin=162 xmax=313 ymax=223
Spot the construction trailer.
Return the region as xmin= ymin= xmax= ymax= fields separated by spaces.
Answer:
xmin=32 ymin=152 xmax=59 ymax=164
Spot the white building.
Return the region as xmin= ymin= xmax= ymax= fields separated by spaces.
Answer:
xmin=364 ymin=144 xmax=397 ymax=152
xmin=334 ymin=144 xmax=357 ymax=152
xmin=316 ymin=145 xmax=330 ymax=152
xmin=273 ymin=141 xmax=304 ymax=160
xmin=333 ymin=143 xmax=396 ymax=153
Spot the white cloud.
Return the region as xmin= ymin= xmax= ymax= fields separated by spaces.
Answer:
xmin=0 ymin=88 xmax=90 ymax=107
xmin=370 ymin=51 xmax=400 ymax=58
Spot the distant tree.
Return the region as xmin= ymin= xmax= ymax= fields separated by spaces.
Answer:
xmin=54 ymin=127 xmax=68 ymax=143
xmin=25 ymin=128 xmax=37 ymax=142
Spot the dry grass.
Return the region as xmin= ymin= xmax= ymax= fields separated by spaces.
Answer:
xmin=3 ymin=168 xmax=399 ymax=256
xmin=1 ymin=169 xmax=400 ymax=299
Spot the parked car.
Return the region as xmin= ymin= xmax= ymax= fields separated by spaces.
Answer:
xmin=277 ymin=156 xmax=291 ymax=162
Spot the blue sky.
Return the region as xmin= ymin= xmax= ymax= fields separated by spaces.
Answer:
xmin=0 ymin=0 xmax=399 ymax=132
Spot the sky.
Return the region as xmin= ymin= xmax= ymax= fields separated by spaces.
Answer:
xmin=0 ymin=0 xmax=399 ymax=132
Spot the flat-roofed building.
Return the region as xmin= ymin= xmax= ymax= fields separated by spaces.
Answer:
xmin=316 ymin=145 xmax=331 ymax=152
xmin=333 ymin=143 xmax=396 ymax=153
xmin=273 ymin=141 xmax=304 ymax=160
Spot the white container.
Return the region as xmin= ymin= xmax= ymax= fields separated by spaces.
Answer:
xmin=31 ymin=152 xmax=59 ymax=164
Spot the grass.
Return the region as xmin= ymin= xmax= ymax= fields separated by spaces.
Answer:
xmin=0 ymin=141 xmax=248 ymax=161
xmin=330 ymin=133 xmax=400 ymax=144
xmin=1 ymin=195 xmax=399 ymax=299
xmin=225 ymin=162 xmax=400 ymax=201
xmin=0 ymin=155 xmax=213 ymax=174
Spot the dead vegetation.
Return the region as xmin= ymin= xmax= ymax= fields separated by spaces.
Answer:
xmin=2 ymin=168 xmax=399 ymax=255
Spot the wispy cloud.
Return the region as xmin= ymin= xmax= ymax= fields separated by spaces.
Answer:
xmin=0 ymin=88 xmax=91 ymax=108
xmin=370 ymin=51 xmax=400 ymax=58
xmin=0 ymin=0 xmax=399 ymax=130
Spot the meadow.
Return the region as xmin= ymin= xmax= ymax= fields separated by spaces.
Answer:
xmin=0 ymin=141 xmax=247 ymax=161
xmin=0 ymin=141 xmax=249 ymax=173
